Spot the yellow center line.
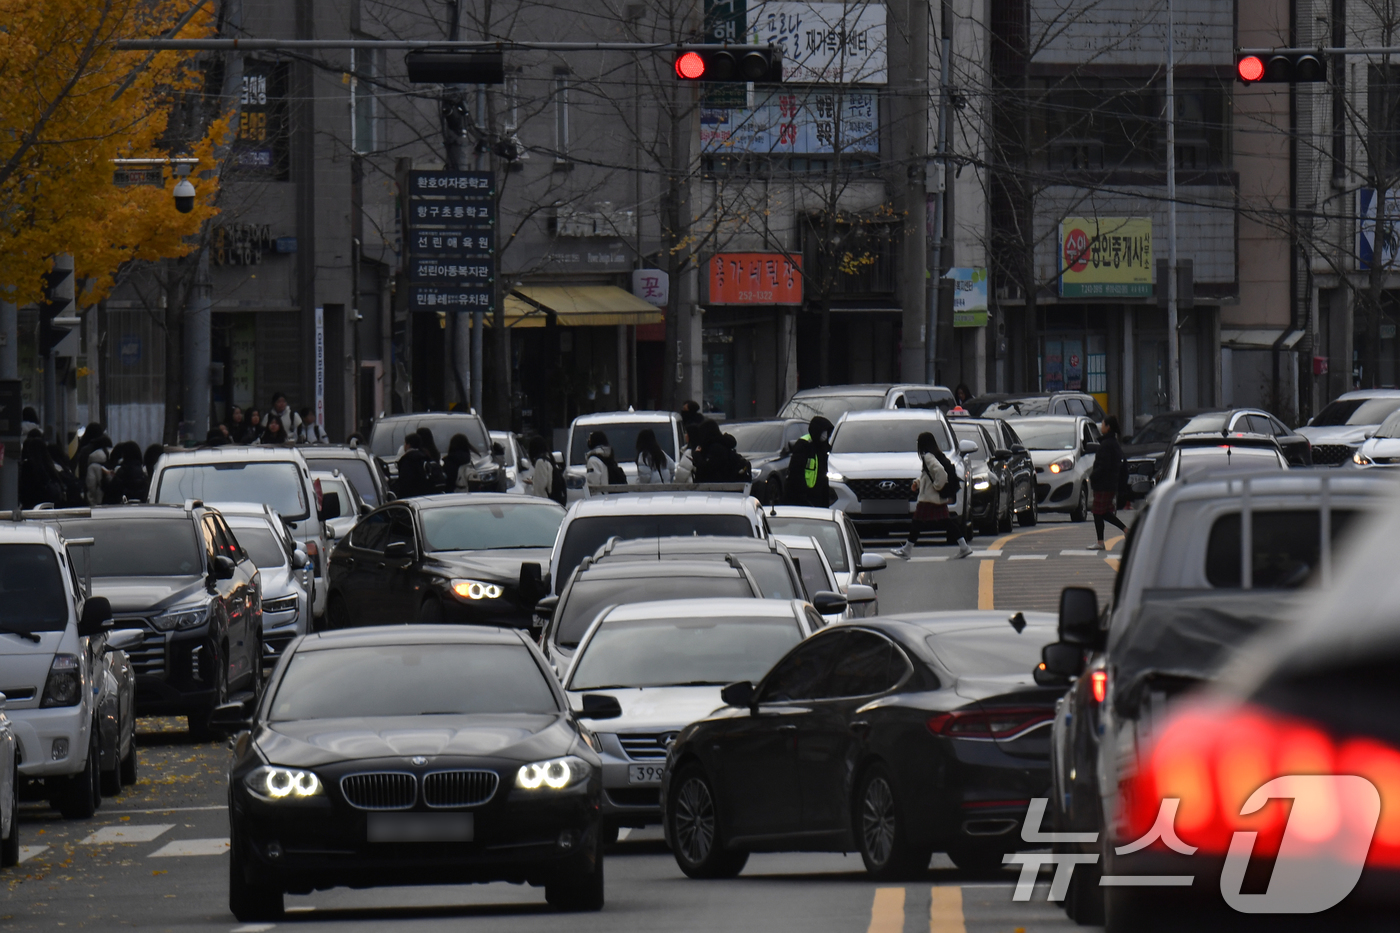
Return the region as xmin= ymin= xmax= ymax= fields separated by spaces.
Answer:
xmin=930 ymin=886 xmax=966 ymax=933
xmin=1106 ymin=534 xmax=1125 ymax=550
xmin=989 ymin=525 xmax=1072 ymax=551
xmin=867 ymin=886 xmax=906 ymax=933
xmin=978 ymin=559 xmax=995 ymax=610
xmin=1104 ymin=557 xmax=1120 ymax=571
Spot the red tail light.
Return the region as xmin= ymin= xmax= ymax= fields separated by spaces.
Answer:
xmin=927 ymin=707 xmax=1054 ymax=740
xmin=1119 ymin=701 xmax=1400 ymax=868
xmin=1090 ymin=670 xmax=1108 ymax=704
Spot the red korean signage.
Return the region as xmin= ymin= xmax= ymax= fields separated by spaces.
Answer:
xmin=708 ymin=253 xmax=803 ymax=305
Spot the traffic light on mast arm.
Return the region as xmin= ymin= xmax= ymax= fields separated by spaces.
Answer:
xmin=1236 ymin=52 xmax=1326 ymax=83
xmin=673 ymin=47 xmax=782 ymax=83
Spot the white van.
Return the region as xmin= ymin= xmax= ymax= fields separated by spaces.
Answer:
xmin=0 ymin=522 xmax=139 ymax=818
xmin=149 ymin=447 xmax=342 ymax=622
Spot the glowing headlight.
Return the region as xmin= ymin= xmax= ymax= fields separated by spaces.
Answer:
xmin=1354 ymin=451 xmax=1372 ymax=466
xmin=452 ymin=579 xmax=503 ymax=600
xmin=515 ymin=756 xmax=590 ymax=791
xmin=246 ymin=765 xmax=322 ymax=801
xmin=826 ymin=471 xmax=845 ymax=484
xmin=972 ymin=475 xmax=991 ymax=490
xmin=1049 ymin=457 xmax=1074 ymax=474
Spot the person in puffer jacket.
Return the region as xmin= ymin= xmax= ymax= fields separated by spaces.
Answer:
xmin=891 ymin=432 xmax=973 ymax=560
xmin=585 ymin=431 xmax=626 ymax=493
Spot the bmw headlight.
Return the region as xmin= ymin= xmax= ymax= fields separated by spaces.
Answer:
xmin=515 ymin=756 xmax=591 ymax=791
xmin=452 ymin=579 xmax=503 ymax=600
xmin=152 ymin=602 xmax=211 ymax=631
xmin=972 ymin=473 xmax=991 ymax=491
xmin=245 ymin=765 xmax=323 ymax=801
xmin=1049 ymin=457 xmax=1074 ymax=474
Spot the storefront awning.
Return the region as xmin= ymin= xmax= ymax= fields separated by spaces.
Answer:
xmin=1221 ymin=328 xmax=1306 ymax=350
xmin=492 ymin=285 xmax=665 ymax=327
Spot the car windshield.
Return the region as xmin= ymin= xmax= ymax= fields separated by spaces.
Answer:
xmin=370 ymin=416 xmax=489 ymax=459
xmin=155 ymin=462 xmax=308 ymax=520
xmin=1375 ymin=411 xmax=1400 ymax=439
xmin=722 ymin=422 xmax=789 ymax=455
xmin=569 ymin=616 xmax=802 ymax=690
xmin=1009 ymin=421 xmax=1076 ymax=451
xmin=55 ymin=518 xmax=203 ymax=577
xmin=1132 ymin=415 xmax=1194 ymax=446
xmin=952 ymin=425 xmax=988 ymax=461
xmin=231 ymin=526 xmax=288 ymax=569
xmin=926 ymin=629 xmax=1055 ymax=676
xmin=1311 ymin=397 xmax=1400 ymax=427
xmin=420 ymin=501 xmax=564 ymax=551
xmin=766 ymin=517 xmax=848 ymax=572
xmin=830 ymin=420 xmax=951 ymax=454
xmin=303 ymin=457 xmax=379 ymax=506
xmin=569 ymin=422 xmax=676 ymax=465
xmin=786 ymin=546 xmax=831 ymax=597
xmin=1180 ymin=413 xmax=1229 ymax=433
xmin=556 ymin=574 xmax=755 ymax=648
xmin=779 ymin=393 xmax=885 ymax=422
xmin=0 ymin=544 xmax=69 ymax=634
xmin=981 ymin=397 xmax=1049 ymax=416
xmin=737 ymin=554 xmax=801 ymax=599
xmin=557 ymin=514 xmax=755 ymax=586
xmin=270 ymin=643 xmax=558 ymax=720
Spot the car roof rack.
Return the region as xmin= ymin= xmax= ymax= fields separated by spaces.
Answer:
xmin=13 ymin=506 xmax=92 ymax=521
xmin=183 ymin=499 xmax=204 ymax=511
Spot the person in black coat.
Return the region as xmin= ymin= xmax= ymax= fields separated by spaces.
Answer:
xmin=691 ymin=420 xmax=751 ymax=484
xmin=1088 ymin=415 xmax=1127 ymax=550
xmin=782 ymin=416 xmax=834 ymax=507
xmin=443 ymin=433 xmax=478 ymax=492
xmin=20 ymin=434 xmax=63 ymax=509
xmin=392 ymin=433 xmax=437 ymax=499
xmin=104 ymin=441 xmax=149 ymax=503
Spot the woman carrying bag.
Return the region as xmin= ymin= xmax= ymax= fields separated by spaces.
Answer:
xmin=891 ymin=432 xmax=973 ymax=560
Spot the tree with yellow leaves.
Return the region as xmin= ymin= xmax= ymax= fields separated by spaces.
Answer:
xmin=0 ymin=0 xmax=226 ymax=307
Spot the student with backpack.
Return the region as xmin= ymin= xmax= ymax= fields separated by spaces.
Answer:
xmin=891 ymin=432 xmax=973 ymax=560
xmin=443 ymin=433 xmax=479 ymax=492
xmin=526 ymin=436 xmax=566 ymax=504
xmin=584 ymin=431 xmax=627 ymax=494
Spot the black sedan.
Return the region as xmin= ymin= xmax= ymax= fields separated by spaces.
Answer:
xmin=325 ymin=494 xmax=563 ymax=629
xmin=217 ymin=626 xmax=606 ymax=921
xmin=660 ymin=612 xmax=1060 ymax=880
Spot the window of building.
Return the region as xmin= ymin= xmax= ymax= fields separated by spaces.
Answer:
xmin=553 ymin=70 xmax=570 ymax=162
xmin=504 ymin=70 xmax=520 ymax=134
xmin=1369 ymin=65 xmax=1400 ymax=176
xmin=351 ymin=48 xmax=379 ymax=154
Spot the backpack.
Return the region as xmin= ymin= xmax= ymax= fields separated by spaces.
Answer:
xmin=423 ymin=457 xmax=447 ymax=493
xmin=605 ymin=458 xmax=627 ymax=486
xmin=547 ymin=462 xmax=567 ymax=505
xmin=922 ymin=453 xmax=960 ymax=498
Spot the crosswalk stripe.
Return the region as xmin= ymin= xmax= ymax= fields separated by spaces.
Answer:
xmin=149 ymin=837 xmax=230 ymax=857
xmin=1059 ymin=549 xmax=1107 ymax=557
xmin=81 ymin=824 xmax=174 ymax=845
xmin=866 ymin=887 xmax=905 ymax=933
xmin=17 ymin=845 xmax=48 ymax=862
xmin=930 ymin=886 xmax=966 ymax=933
xmin=231 ymin=925 xmax=277 ymax=933
xmin=1007 ymin=554 xmax=1048 ymax=560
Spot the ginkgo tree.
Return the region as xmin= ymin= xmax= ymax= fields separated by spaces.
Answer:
xmin=0 ymin=0 xmax=225 ymax=308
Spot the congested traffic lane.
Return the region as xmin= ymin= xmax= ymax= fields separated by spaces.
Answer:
xmin=4 ymin=519 xmax=1114 ymax=931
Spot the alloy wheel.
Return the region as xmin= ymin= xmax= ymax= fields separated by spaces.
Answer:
xmin=861 ymin=777 xmax=897 ymax=866
xmin=674 ymin=777 xmax=717 ymax=865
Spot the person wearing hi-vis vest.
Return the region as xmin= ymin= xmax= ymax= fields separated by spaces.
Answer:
xmin=782 ymin=416 xmax=834 ymax=508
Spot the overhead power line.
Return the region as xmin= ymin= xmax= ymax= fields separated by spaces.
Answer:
xmin=116 ymin=39 xmax=782 ymax=52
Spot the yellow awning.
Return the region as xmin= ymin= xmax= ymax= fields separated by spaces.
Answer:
xmin=495 ymin=285 xmax=665 ymax=327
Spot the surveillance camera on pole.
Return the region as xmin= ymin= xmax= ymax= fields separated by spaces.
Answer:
xmin=173 ymin=178 xmax=196 ymax=213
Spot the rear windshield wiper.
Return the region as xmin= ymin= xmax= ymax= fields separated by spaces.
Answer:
xmin=0 ymin=626 xmax=42 ymax=643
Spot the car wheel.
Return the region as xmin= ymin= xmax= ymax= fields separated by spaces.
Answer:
xmin=58 ymin=727 xmax=99 ymax=819
xmin=120 ymin=740 xmax=138 ymax=787
xmin=1 ymin=767 xmax=19 ymax=867
xmin=544 ymin=846 xmax=604 ymax=912
xmin=1064 ymin=854 xmax=1105 ymax=925
xmin=946 ymin=842 xmax=1004 ymax=874
xmin=855 ymin=763 xmax=930 ymax=880
xmin=1070 ymin=484 xmax=1088 ymax=523
xmin=229 ymin=837 xmax=284 ymax=921
xmin=1018 ymin=491 xmax=1038 ymax=527
xmin=667 ymin=765 xmax=748 ymax=879
xmin=998 ymin=488 xmax=1014 ymax=533
xmin=326 ymin=594 xmax=351 ymax=630
xmin=418 ymin=597 xmax=444 ymax=624
xmin=100 ymin=750 xmax=121 ymax=797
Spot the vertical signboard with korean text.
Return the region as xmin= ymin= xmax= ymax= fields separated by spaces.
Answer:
xmin=946 ymin=268 xmax=988 ymax=326
xmin=1058 ymin=217 xmax=1153 ymax=298
xmin=405 ymin=171 xmax=496 ymax=312
xmin=235 ymin=61 xmax=289 ymax=180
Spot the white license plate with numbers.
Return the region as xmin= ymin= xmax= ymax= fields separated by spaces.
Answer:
xmin=627 ymin=764 xmax=664 ymax=785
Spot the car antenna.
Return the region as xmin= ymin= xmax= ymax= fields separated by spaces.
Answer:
xmin=1008 ymin=611 xmax=1027 ymax=633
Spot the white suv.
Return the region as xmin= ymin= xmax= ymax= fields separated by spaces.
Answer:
xmin=0 ymin=522 xmax=137 ymax=818
xmin=562 ymin=411 xmax=685 ymax=501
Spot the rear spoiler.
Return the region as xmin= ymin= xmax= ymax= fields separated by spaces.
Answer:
xmin=592 ymin=483 xmax=751 ymax=495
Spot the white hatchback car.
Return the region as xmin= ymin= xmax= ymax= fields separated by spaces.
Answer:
xmin=218 ymin=505 xmax=312 ymax=666
xmin=1004 ymin=415 xmax=1099 ymax=522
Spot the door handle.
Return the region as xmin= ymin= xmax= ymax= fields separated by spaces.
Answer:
xmin=776 ymin=723 xmax=797 ymax=733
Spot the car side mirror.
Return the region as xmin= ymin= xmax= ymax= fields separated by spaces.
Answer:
xmin=1058 ymin=587 xmax=1102 ymax=648
xmin=578 ymin=694 xmax=623 ymax=719
xmin=993 ymin=448 xmax=1012 ymax=459
xmin=1084 ymin=442 xmax=1101 ymax=454
xmin=383 ymin=540 xmax=413 ymax=560
xmin=1011 ymin=444 xmax=1027 ymax=454
xmin=958 ymin=439 xmax=978 ymax=455
xmin=845 ymin=583 xmax=877 ymax=604
xmin=104 ymin=628 xmax=145 ymax=653
xmin=213 ymin=554 xmax=236 ymax=580
xmin=720 ymin=680 xmax=754 ymax=708
xmin=1130 ymin=479 xmax=1152 ymax=496
xmin=859 ymin=553 xmax=887 ymax=572
xmin=319 ymin=491 xmax=342 ymax=522
xmin=293 ymin=548 xmax=310 ymax=568
xmin=1041 ymin=642 xmax=1085 ymax=678
xmin=77 ymin=596 xmax=114 ymax=638
xmin=533 ymin=594 xmax=560 ymax=625
xmin=207 ymin=700 xmax=254 ymax=736
xmin=812 ymin=591 xmax=848 ymax=615
xmin=519 ymin=562 xmax=544 ymax=605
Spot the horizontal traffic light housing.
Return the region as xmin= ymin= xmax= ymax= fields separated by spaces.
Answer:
xmin=406 ymin=50 xmax=505 ymax=85
xmin=1236 ymin=52 xmax=1326 ymax=83
xmin=673 ymin=46 xmax=782 ymax=83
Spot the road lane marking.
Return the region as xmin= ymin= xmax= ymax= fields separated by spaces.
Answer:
xmin=989 ymin=525 xmax=1070 ymax=551
xmin=1007 ymin=554 xmax=1047 ymax=560
xmin=1059 ymin=549 xmax=1107 ymax=557
xmin=18 ymin=845 xmax=48 ymax=862
xmin=1105 ymin=557 xmax=1120 ymax=571
xmin=231 ymin=926 xmax=278 ymax=933
xmin=1106 ymin=534 xmax=1125 ymax=550
xmin=149 ymin=837 xmax=230 ymax=857
xmin=866 ymin=887 xmax=905 ymax=933
xmin=978 ymin=559 xmax=994 ymax=610
xmin=102 ymin=805 xmax=224 ymax=815
xmin=971 ymin=549 xmax=1002 ymax=557
xmin=909 ymin=556 xmax=951 ymax=563
xmin=929 ymin=886 xmax=966 ymax=933
xmin=81 ymin=824 xmax=174 ymax=845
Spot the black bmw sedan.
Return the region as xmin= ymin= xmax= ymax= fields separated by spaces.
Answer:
xmin=217 ymin=626 xmax=605 ymax=921
xmin=660 ymin=612 xmax=1060 ymax=880
xmin=325 ymin=494 xmax=563 ymax=628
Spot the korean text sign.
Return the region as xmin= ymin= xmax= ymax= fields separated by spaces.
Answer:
xmin=709 ymin=254 xmax=804 ymax=305
xmin=1058 ymin=216 xmax=1153 ymax=298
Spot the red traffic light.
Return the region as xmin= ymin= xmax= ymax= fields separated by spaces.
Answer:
xmin=1237 ymin=55 xmax=1265 ymax=82
xmin=675 ymin=51 xmax=706 ymax=80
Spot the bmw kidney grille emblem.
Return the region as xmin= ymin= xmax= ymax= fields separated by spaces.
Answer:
xmin=411 ymin=756 xmax=428 ymax=766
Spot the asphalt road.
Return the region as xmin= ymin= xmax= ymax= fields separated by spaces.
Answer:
xmin=4 ymin=514 xmax=1125 ymax=932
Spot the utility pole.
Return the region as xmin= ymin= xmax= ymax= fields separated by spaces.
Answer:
xmin=927 ymin=36 xmax=950 ymax=385
xmin=471 ymin=83 xmax=485 ymax=414
xmin=1166 ymin=0 xmax=1180 ymax=410
xmin=0 ymin=297 xmax=18 ymax=509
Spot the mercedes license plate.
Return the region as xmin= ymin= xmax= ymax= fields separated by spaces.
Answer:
xmin=367 ymin=812 xmax=474 ymax=843
xmin=627 ymin=764 xmax=664 ymax=785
